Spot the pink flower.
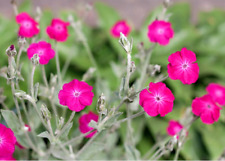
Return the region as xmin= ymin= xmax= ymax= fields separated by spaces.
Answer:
xmin=147 ymin=20 xmax=174 ymax=46
xmin=206 ymin=83 xmax=225 ymax=106
xmin=167 ymin=48 xmax=200 ymax=84
xmin=192 ymin=95 xmax=222 ymax=124
xmin=0 ymin=124 xmax=17 ymax=157
xmin=0 ymin=155 xmax=16 ymax=161
xmin=58 ymin=79 xmax=94 ymax=112
xmin=46 ymin=18 xmax=70 ymax=42
xmin=110 ymin=20 xmax=131 ymax=38
xmin=79 ymin=111 xmax=98 ymax=138
xmin=16 ymin=12 xmax=39 ymax=38
xmin=139 ymin=82 xmax=175 ymax=117
xmin=27 ymin=41 xmax=55 ymax=65
xmin=167 ymin=120 xmax=183 ymax=136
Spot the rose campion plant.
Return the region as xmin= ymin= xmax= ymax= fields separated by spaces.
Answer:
xmin=110 ymin=20 xmax=131 ymax=38
xmin=206 ymin=83 xmax=225 ymax=106
xmin=167 ymin=120 xmax=183 ymax=136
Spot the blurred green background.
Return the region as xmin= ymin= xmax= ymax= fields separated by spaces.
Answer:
xmin=0 ymin=0 xmax=225 ymax=160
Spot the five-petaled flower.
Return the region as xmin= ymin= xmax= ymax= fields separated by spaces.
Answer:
xmin=79 ymin=111 xmax=99 ymax=138
xmin=58 ymin=79 xmax=94 ymax=112
xmin=167 ymin=48 xmax=200 ymax=84
xmin=16 ymin=12 xmax=39 ymax=38
xmin=147 ymin=20 xmax=174 ymax=46
xmin=27 ymin=41 xmax=55 ymax=65
xmin=192 ymin=94 xmax=222 ymax=124
xmin=139 ymin=82 xmax=175 ymax=117
xmin=206 ymin=83 xmax=225 ymax=106
xmin=0 ymin=124 xmax=17 ymax=158
xmin=167 ymin=120 xmax=183 ymax=136
xmin=46 ymin=18 xmax=70 ymax=42
xmin=110 ymin=20 xmax=131 ymax=38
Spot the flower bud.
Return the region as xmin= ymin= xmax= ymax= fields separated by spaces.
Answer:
xmin=130 ymin=61 xmax=136 ymax=73
xmin=31 ymin=54 xmax=40 ymax=66
xmin=18 ymin=36 xmax=26 ymax=47
xmin=97 ymin=93 xmax=107 ymax=115
xmin=6 ymin=45 xmax=17 ymax=57
xmin=119 ymin=32 xmax=133 ymax=53
xmin=40 ymin=104 xmax=51 ymax=121
xmin=147 ymin=64 xmax=161 ymax=76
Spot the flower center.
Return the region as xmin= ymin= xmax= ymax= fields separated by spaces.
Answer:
xmin=23 ymin=21 xmax=32 ymax=28
xmin=157 ymin=28 xmax=164 ymax=34
xmin=182 ymin=63 xmax=189 ymax=70
xmin=74 ymin=91 xmax=80 ymax=97
xmin=155 ymin=96 xmax=162 ymax=102
xmin=55 ymin=25 xmax=63 ymax=31
xmin=207 ymin=104 xmax=211 ymax=109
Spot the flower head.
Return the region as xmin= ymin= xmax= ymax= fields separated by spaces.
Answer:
xmin=167 ymin=48 xmax=199 ymax=84
xmin=110 ymin=20 xmax=131 ymax=38
xmin=46 ymin=18 xmax=70 ymax=42
xmin=147 ymin=20 xmax=174 ymax=46
xmin=16 ymin=12 xmax=39 ymax=38
xmin=0 ymin=155 xmax=16 ymax=161
xmin=139 ymin=82 xmax=175 ymax=117
xmin=27 ymin=41 xmax=55 ymax=65
xmin=0 ymin=124 xmax=17 ymax=157
xmin=58 ymin=79 xmax=94 ymax=112
xmin=79 ymin=111 xmax=99 ymax=138
xmin=192 ymin=94 xmax=222 ymax=124
xmin=167 ymin=120 xmax=183 ymax=136
xmin=206 ymin=83 xmax=225 ymax=106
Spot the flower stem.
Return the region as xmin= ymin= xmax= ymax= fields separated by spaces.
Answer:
xmin=41 ymin=65 xmax=49 ymax=88
xmin=56 ymin=111 xmax=76 ymax=139
xmin=125 ymin=52 xmax=131 ymax=93
xmin=16 ymin=45 xmax=24 ymax=69
xmin=30 ymin=65 xmax=36 ymax=98
xmin=55 ymin=42 xmax=62 ymax=86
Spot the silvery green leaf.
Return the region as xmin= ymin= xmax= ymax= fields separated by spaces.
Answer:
xmin=37 ymin=131 xmax=51 ymax=142
xmin=104 ymin=112 xmax=123 ymax=127
xmin=51 ymin=147 xmax=73 ymax=160
xmin=34 ymin=82 xmax=39 ymax=100
xmin=89 ymin=120 xmax=98 ymax=129
xmin=14 ymin=90 xmax=36 ymax=104
xmin=1 ymin=109 xmax=21 ymax=133
xmin=125 ymin=144 xmax=140 ymax=160
xmin=60 ymin=122 xmax=73 ymax=140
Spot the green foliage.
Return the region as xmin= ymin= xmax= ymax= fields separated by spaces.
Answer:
xmin=0 ymin=1 xmax=225 ymax=160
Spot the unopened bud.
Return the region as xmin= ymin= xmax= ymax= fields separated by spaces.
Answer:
xmin=40 ymin=104 xmax=51 ymax=121
xmin=147 ymin=64 xmax=161 ymax=76
xmin=119 ymin=32 xmax=133 ymax=53
xmin=6 ymin=45 xmax=17 ymax=57
xmin=31 ymin=54 xmax=40 ymax=66
xmin=97 ymin=93 xmax=107 ymax=115
xmin=18 ymin=36 xmax=26 ymax=47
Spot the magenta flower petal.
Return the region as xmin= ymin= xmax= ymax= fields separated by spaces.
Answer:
xmin=46 ymin=18 xmax=70 ymax=42
xmin=16 ymin=12 xmax=39 ymax=38
xmin=110 ymin=20 xmax=131 ymax=38
xmin=167 ymin=48 xmax=199 ymax=84
xmin=192 ymin=95 xmax=222 ymax=124
xmin=79 ymin=111 xmax=99 ymax=138
xmin=167 ymin=120 xmax=183 ymax=136
xmin=206 ymin=83 xmax=225 ymax=106
xmin=58 ymin=79 xmax=94 ymax=112
xmin=139 ymin=82 xmax=175 ymax=117
xmin=0 ymin=124 xmax=17 ymax=157
xmin=147 ymin=20 xmax=174 ymax=46
xmin=27 ymin=41 xmax=55 ymax=65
